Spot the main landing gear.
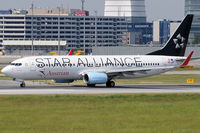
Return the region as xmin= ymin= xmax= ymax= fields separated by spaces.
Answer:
xmin=86 ymin=80 xmax=115 ymax=88
xmin=20 ymin=82 xmax=26 ymax=88
xmin=106 ymin=80 xmax=115 ymax=88
xmin=87 ymin=84 xmax=96 ymax=87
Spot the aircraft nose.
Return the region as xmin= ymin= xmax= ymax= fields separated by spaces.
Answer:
xmin=2 ymin=66 xmax=11 ymax=76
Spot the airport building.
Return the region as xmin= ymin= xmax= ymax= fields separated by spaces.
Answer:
xmin=104 ymin=0 xmax=152 ymax=44
xmin=104 ymin=0 xmax=146 ymax=22
xmin=130 ymin=22 xmax=152 ymax=44
xmin=0 ymin=9 xmax=127 ymax=55
xmin=153 ymin=19 xmax=181 ymax=44
xmin=185 ymin=0 xmax=200 ymax=43
xmin=153 ymin=19 xmax=170 ymax=44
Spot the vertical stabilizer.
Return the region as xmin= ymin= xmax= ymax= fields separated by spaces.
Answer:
xmin=148 ymin=14 xmax=193 ymax=56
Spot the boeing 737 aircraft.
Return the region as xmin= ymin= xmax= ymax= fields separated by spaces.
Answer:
xmin=2 ymin=15 xmax=194 ymax=87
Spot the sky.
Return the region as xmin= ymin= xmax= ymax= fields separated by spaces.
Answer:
xmin=0 ymin=0 xmax=185 ymax=22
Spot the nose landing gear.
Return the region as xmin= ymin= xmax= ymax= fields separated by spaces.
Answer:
xmin=13 ymin=78 xmax=26 ymax=88
xmin=20 ymin=82 xmax=26 ymax=88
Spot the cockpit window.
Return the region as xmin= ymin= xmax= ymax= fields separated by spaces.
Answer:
xmin=10 ymin=63 xmax=22 ymax=66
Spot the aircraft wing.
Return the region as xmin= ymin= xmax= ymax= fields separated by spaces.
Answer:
xmin=105 ymin=66 xmax=175 ymax=76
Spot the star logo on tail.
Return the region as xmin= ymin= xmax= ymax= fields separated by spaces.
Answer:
xmin=173 ymin=34 xmax=186 ymax=49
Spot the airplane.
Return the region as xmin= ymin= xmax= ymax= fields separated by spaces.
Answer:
xmin=2 ymin=14 xmax=194 ymax=88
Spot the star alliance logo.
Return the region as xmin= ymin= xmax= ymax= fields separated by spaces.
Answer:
xmin=173 ymin=34 xmax=186 ymax=49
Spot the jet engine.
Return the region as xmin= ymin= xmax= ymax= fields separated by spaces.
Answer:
xmin=83 ymin=72 xmax=108 ymax=84
xmin=54 ymin=79 xmax=74 ymax=83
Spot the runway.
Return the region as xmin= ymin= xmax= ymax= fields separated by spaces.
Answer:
xmin=0 ymin=80 xmax=200 ymax=95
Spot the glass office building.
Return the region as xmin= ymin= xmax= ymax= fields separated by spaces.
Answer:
xmin=129 ymin=23 xmax=152 ymax=44
xmin=104 ymin=0 xmax=146 ymax=17
xmin=104 ymin=0 xmax=151 ymax=44
xmin=185 ymin=0 xmax=200 ymax=43
xmin=104 ymin=0 xmax=146 ymax=23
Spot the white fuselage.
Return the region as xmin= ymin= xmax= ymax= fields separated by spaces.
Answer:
xmin=2 ymin=55 xmax=185 ymax=81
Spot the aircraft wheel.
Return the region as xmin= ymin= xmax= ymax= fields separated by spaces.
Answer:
xmin=20 ymin=82 xmax=25 ymax=88
xmin=87 ymin=84 xmax=96 ymax=87
xmin=110 ymin=81 xmax=115 ymax=87
xmin=106 ymin=81 xmax=115 ymax=87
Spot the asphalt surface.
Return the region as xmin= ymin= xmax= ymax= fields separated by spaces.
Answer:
xmin=0 ymin=80 xmax=200 ymax=95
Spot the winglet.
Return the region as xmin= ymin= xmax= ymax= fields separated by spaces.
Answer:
xmin=181 ymin=51 xmax=194 ymax=67
xmin=68 ymin=49 xmax=73 ymax=56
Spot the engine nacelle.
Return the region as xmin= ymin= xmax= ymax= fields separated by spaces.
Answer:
xmin=54 ymin=79 xmax=74 ymax=83
xmin=83 ymin=72 xmax=108 ymax=84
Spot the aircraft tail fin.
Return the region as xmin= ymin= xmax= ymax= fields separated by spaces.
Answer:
xmin=68 ymin=49 xmax=73 ymax=56
xmin=148 ymin=14 xmax=193 ymax=56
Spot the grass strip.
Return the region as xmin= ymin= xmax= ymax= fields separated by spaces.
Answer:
xmin=176 ymin=67 xmax=200 ymax=71
xmin=115 ymin=74 xmax=200 ymax=84
xmin=0 ymin=94 xmax=199 ymax=133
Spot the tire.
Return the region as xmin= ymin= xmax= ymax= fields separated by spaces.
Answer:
xmin=106 ymin=81 xmax=111 ymax=87
xmin=106 ymin=81 xmax=115 ymax=88
xmin=87 ymin=84 xmax=96 ymax=87
xmin=110 ymin=81 xmax=115 ymax=87
xmin=20 ymin=82 xmax=25 ymax=88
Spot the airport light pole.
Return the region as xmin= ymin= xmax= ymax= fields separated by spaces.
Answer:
xmin=81 ymin=0 xmax=86 ymax=55
xmin=58 ymin=7 xmax=61 ymax=55
xmin=95 ymin=10 xmax=97 ymax=46
xmin=31 ymin=3 xmax=34 ymax=56
xmin=81 ymin=0 xmax=85 ymax=11
xmin=83 ymin=15 xmax=86 ymax=55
